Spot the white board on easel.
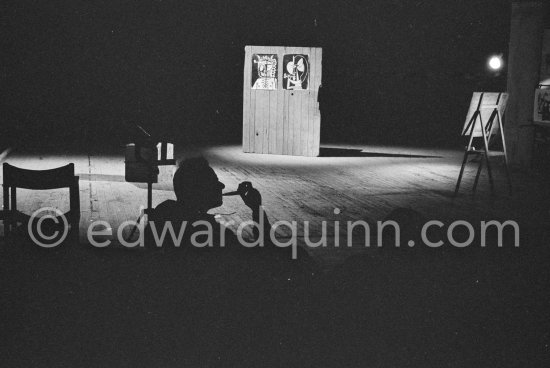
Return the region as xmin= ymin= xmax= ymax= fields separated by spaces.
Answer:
xmin=462 ymin=92 xmax=508 ymax=137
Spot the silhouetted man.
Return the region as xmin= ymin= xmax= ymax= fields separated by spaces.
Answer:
xmin=146 ymin=157 xmax=270 ymax=250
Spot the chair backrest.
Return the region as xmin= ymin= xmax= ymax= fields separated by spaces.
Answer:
xmin=3 ymin=163 xmax=76 ymax=190
xmin=2 ymin=162 xmax=80 ymax=239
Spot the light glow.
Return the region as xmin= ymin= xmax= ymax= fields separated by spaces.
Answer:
xmin=488 ymin=55 xmax=503 ymax=71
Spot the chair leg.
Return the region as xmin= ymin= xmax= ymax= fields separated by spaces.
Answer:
xmin=2 ymin=186 xmax=9 ymax=236
xmin=71 ymin=219 xmax=80 ymax=245
xmin=70 ymin=183 xmax=80 ymax=244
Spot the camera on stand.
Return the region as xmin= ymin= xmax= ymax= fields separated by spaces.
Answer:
xmin=123 ymin=125 xmax=175 ymax=240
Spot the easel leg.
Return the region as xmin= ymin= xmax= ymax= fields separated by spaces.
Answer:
xmin=498 ymin=111 xmax=513 ymax=195
xmin=479 ymin=118 xmax=495 ymax=195
xmin=454 ymin=152 xmax=469 ymax=197
xmin=484 ymin=153 xmax=495 ymax=195
xmin=454 ymin=113 xmax=478 ymax=197
xmin=472 ymin=154 xmax=484 ymax=194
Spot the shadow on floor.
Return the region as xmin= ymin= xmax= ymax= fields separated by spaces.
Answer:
xmin=319 ymin=147 xmax=442 ymax=158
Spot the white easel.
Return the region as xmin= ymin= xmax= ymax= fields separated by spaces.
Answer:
xmin=454 ymin=92 xmax=512 ymax=196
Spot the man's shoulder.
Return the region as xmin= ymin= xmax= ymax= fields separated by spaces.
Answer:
xmin=155 ymin=199 xmax=179 ymax=210
xmin=151 ymin=200 xmax=185 ymax=221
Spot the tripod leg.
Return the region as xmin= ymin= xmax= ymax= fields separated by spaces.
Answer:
xmin=125 ymin=213 xmax=143 ymax=242
xmin=147 ymin=182 xmax=153 ymax=210
xmin=125 ymin=180 xmax=154 ymax=243
xmin=472 ymin=154 xmax=484 ymax=194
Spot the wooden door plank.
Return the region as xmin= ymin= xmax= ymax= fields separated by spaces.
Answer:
xmin=252 ymin=46 xmax=262 ymax=154
xmin=249 ymin=46 xmax=257 ymax=153
xmin=300 ymin=46 xmax=310 ymax=156
xmin=295 ymin=46 xmax=305 ymax=156
xmin=263 ymin=89 xmax=270 ymax=154
xmin=275 ymin=47 xmax=285 ymax=155
xmin=284 ymin=46 xmax=293 ymax=155
xmin=284 ymin=47 xmax=292 ymax=155
xmin=285 ymin=47 xmax=298 ymax=156
xmin=266 ymin=46 xmax=278 ymax=154
xmin=242 ymin=46 xmax=251 ymax=152
xmin=295 ymin=47 xmax=304 ymax=156
xmin=269 ymin=61 xmax=278 ymax=154
xmin=251 ymin=46 xmax=275 ymax=155
xmin=265 ymin=46 xmax=275 ymax=154
xmin=310 ymin=47 xmax=320 ymax=157
xmin=312 ymin=47 xmax=322 ymax=156
xmin=307 ymin=47 xmax=318 ymax=157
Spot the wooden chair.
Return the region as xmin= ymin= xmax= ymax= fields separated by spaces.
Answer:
xmin=2 ymin=163 xmax=80 ymax=243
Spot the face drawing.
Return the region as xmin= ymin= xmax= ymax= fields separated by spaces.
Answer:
xmin=252 ymin=54 xmax=278 ymax=90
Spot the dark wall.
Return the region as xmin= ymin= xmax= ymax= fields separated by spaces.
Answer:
xmin=1 ymin=0 xmax=511 ymax=150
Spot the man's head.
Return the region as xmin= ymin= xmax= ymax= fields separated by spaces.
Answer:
xmin=173 ymin=157 xmax=225 ymax=212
